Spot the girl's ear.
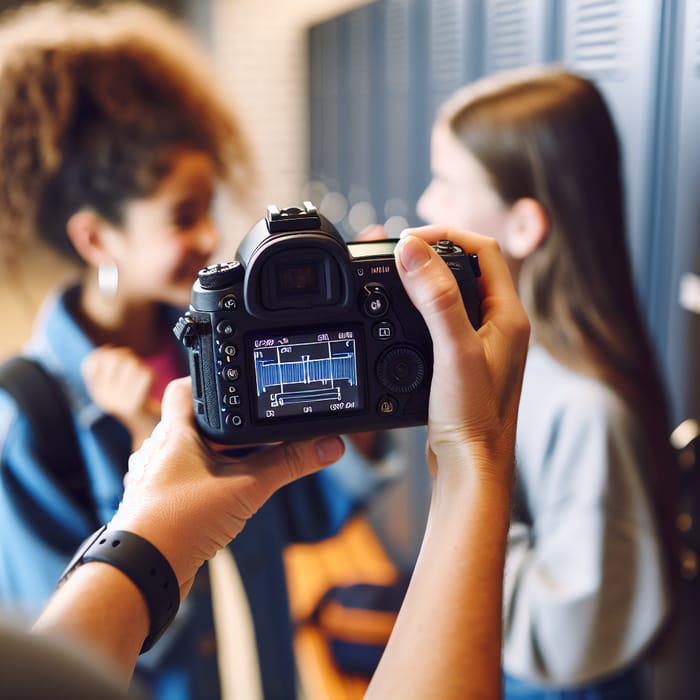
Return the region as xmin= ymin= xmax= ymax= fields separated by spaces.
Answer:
xmin=502 ymin=197 xmax=549 ymax=260
xmin=66 ymin=210 xmax=112 ymax=267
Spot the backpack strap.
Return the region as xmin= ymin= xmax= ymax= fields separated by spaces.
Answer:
xmin=0 ymin=356 xmax=98 ymax=537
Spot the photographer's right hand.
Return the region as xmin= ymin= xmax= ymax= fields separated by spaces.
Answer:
xmin=366 ymin=229 xmax=529 ymax=700
xmin=394 ymin=227 xmax=530 ymax=489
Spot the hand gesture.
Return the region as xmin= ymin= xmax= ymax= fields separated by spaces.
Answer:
xmin=82 ymin=346 xmax=160 ymax=449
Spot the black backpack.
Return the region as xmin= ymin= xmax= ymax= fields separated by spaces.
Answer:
xmin=0 ymin=356 xmax=98 ymax=552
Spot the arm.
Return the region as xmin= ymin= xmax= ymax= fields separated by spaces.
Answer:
xmin=366 ymin=228 xmax=530 ymax=700
xmin=32 ymin=380 xmax=345 ymax=683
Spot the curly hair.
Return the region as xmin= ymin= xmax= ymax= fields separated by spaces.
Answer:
xmin=0 ymin=1 xmax=256 ymax=266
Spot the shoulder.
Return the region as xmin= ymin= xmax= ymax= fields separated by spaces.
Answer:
xmin=520 ymin=345 xmax=632 ymax=433
xmin=516 ymin=346 xmax=645 ymax=503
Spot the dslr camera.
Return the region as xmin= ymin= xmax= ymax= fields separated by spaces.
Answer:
xmin=173 ymin=202 xmax=481 ymax=445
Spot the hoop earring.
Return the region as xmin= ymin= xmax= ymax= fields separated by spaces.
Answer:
xmin=98 ymin=262 xmax=119 ymax=299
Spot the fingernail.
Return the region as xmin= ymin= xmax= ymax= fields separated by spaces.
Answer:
xmin=396 ymin=235 xmax=431 ymax=272
xmin=315 ymin=436 xmax=343 ymax=464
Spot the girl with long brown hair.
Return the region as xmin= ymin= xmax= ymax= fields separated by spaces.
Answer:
xmin=418 ymin=66 xmax=676 ymax=699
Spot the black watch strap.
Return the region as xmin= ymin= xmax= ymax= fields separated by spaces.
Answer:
xmin=58 ymin=525 xmax=180 ymax=653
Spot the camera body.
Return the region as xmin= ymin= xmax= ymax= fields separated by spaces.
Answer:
xmin=173 ymin=202 xmax=481 ymax=445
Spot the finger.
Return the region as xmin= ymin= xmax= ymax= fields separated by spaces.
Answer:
xmin=242 ymin=436 xmax=345 ymax=490
xmin=401 ymin=225 xmax=520 ymax=315
xmin=159 ymin=376 xmax=195 ymax=425
xmin=395 ymin=235 xmax=476 ymax=353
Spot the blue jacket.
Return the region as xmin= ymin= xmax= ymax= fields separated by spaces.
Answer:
xmin=0 ymin=284 xmax=382 ymax=699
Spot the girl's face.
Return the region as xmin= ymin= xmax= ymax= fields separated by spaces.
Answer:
xmin=417 ymin=123 xmax=510 ymax=245
xmin=105 ymin=149 xmax=220 ymax=309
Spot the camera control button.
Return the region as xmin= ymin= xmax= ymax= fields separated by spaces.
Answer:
xmin=376 ymin=346 xmax=426 ymax=394
xmin=377 ymin=396 xmax=398 ymax=416
xmin=221 ymin=344 xmax=238 ymax=358
xmin=220 ymin=294 xmax=239 ymax=311
xmin=372 ymin=321 xmax=395 ymax=341
xmin=216 ymin=320 xmax=236 ymax=337
xmin=221 ymin=366 xmax=241 ymax=382
xmin=225 ymin=414 xmax=244 ymax=427
xmin=223 ymin=394 xmax=242 ymax=406
xmin=434 ymin=239 xmax=462 ymax=255
xmin=362 ymin=284 xmax=389 ymax=317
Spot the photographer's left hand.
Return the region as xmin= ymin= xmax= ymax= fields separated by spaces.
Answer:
xmin=109 ymin=377 xmax=345 ymax=598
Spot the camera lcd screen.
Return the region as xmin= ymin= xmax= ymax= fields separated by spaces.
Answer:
xmin=250 ymin=328 xmax=363 ymax=420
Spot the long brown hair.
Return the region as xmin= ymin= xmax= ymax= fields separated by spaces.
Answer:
xmin=0 ymin=1 xmax=256 ymax=269
xmin=444 ymin=67 xmax=677 ymax=572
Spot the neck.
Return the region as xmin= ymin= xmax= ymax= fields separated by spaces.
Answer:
xmin=76 ymin=273 xmax=161 ymax=356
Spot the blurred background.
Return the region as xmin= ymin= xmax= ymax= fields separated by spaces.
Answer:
xmin=1 ymin=0 xmax=699 ymax=695
xmin=1 ymin=0 xmax=698 ymax=430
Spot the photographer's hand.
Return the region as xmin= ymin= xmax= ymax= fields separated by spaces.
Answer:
xmin=398 ymin=227 xmax=528 ymax=480
xmin=367 ymin=226 xmax=529 ymax=700
xmin=33 ymin=377 xmax=344 ymax=679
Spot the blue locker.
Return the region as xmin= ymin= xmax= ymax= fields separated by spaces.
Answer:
xmin=662 ymin=0 xmax=700 ymax=426
xmin=308 ymin=18 xmax=343 ymax=204
xmin=560 ymin=0 xmax=667 ymax=327
xmin=428 ymin=0 xmax=485 ymax=125
xmin=336 ymin=3 xmax=385 ymax=238
xmin=380 ymin=0 xmax=431 ymax=231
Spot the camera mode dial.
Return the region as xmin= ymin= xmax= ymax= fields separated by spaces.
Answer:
xmin=198 ymin=262 xmax=244 ymax=290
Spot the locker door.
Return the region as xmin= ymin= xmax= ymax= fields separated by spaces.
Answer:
xmin=309 ymin=20 xmax=340 ymax=200
xmin=336 ymin=3 xmax=385 ymax=239
xmin=483 ymin=0 xmax=558 ymax=74
xmin=663 ymin=0 xmax=700 ymax=426
xmin=381 ymin=0 xmax=431 ymax=233
xmin=428 ymin=0 xmax=484 ymax=124
xmin=651 ymin=13 xmax=700 ymax=698
xmin=560 ymin=0 xmax=666 ymax=327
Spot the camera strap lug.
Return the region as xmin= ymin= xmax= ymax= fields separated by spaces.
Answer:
xmin=173 ymin=315 xmax=206 ymax=348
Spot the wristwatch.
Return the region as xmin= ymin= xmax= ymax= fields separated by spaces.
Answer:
xmin=58 ymin=525 xmax=180 ymax=653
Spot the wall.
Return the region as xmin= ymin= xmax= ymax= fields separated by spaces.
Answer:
xmin=210 ymin=0 xmax=374 ymax=248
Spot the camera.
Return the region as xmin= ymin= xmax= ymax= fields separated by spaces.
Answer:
xmin=173 ymin=202 xmax=481 ymax=445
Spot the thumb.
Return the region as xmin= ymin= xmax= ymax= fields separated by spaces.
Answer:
xmin=394 ymin=235 xmax=477 ymax=351
xmin=236 ymin=435 xmax=346 ymax=495
xmin=159 ymin=377 xmax=194 ymax=426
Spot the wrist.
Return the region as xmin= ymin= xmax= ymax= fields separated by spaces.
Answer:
xmin=431 ymin=446 xmax=514 ymax=525
xmin=58 ymin=525 xmax=180 ymax=653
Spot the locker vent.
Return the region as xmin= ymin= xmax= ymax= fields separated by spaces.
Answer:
xmin=570 ymin=0 xmax=626 ymax=78
xmin=487 ymin=0 xmax=528 ymax=72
